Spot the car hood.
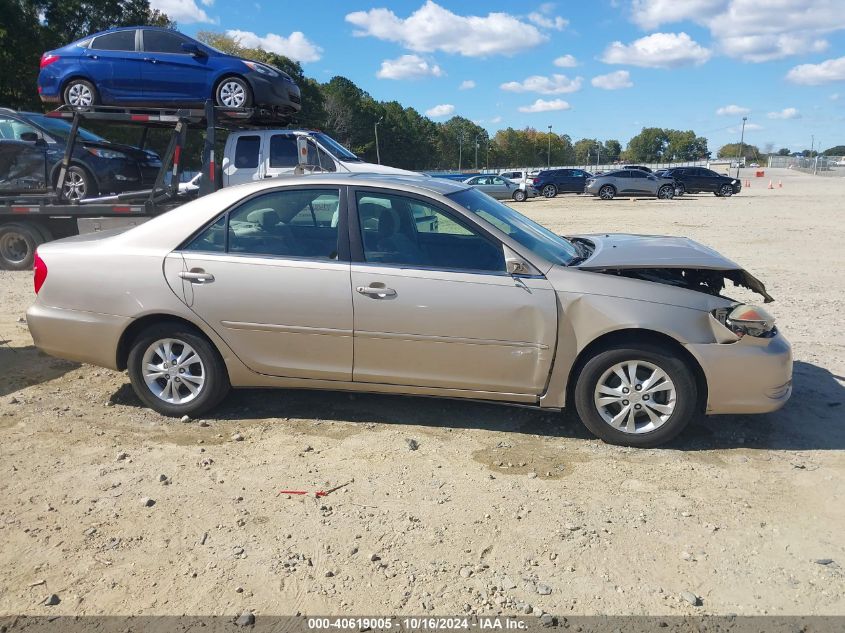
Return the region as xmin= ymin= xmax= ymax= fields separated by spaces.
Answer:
xmin=570 ymin=233 xmax=773 ymax=302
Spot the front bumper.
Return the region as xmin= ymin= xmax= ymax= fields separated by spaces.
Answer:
xmin=27 ymin=303 xmax=129 ymax=370
xmin=686 ymin=331 xmax=792 ymax=414
xmin=584 ymin=182 xmax=600 ymax=195
xmin=245 ymin=72 xmax=302 ymax=113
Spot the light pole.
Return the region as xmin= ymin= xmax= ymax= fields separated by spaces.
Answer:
xmin=374 ymin=117 xmax=382 ymax=165
xmin=458 ymin=132 xmax=464 ymax=171
xmin=547 ymin=125 xmax=552 ymax=167
xmin=475 ymin=134 xmax=480 ymax=170
xmin=486 ymin=135 xmax=490 ymax=169
xmin=596 ymin=141 xmax=601 ymax=171
xmin=735 ymin=116 xmax=747 ymax=179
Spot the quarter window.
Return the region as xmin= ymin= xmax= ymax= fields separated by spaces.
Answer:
xmin=90 ymin=30 xmax=136 ymax=51
xmin=356 ymin=191 xmax=505 ymax=272
xmin=184 ymin=189 xmax=341 ymax=260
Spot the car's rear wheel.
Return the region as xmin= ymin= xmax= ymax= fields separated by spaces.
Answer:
xmin=512 ymin=189 xmax=527 ymax=202
xmin=215 ymin=77 xmax=253 ymax=108
xmin=719 ymin=184 xmax=734 ymax=197
xmin=657 ymin=184 xmax=675 ymax=199
xmin=62 ymin=79 xmax=98 ymax=107
xmin=574 ymin=343 xmax=699 ymax=447
xmin=598 ymin=184 xmax=615 ymax=200
xmin=541 ymin=184 xmax=557 ymax=198
xmin=57 ymin=165 xmax=97 ymax=201
xmin=0 ymin=222 xmax=44 ymax=271
xmin=127 ymin=324 xmax=230 ymax=417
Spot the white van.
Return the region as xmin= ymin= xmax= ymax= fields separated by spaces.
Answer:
xmin=222 ymin=129 xmax=416 ymax=186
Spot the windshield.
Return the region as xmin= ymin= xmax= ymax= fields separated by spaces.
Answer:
xmin=447 ymin=188 xmax=579 ymax=266
xmin=313 ymin=132 xmax=362 ymax=162
xmin=28 ymin=114 xmax=107 ymax=143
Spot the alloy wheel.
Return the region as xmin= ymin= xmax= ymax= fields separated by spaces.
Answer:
xmin=219 ymin=81 xmax=247 ymax=107
xmin=720 ymin=184 xmax=733 ymax=197
xmin=599 ymin=185 xmax=615 ymax=200
xmin=658 ymin=185 xmax=674 ymax=199
xmin=141 ymin=338 xmax=206 ymax=405
xmin=593 ymin=360 xmax=677 ymax=434
xmin=62 ymin=170 xmax=87 ymax=201
xmin=67 ymin=83 xmax=93 ymax=106
xmin=542 ymin=185 xmax=556 ymax=198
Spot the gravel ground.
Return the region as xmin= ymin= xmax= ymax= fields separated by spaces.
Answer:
xmin=0 ymin=167 xmax=843 ymax=617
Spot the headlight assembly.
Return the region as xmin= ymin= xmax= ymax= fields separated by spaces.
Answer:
xmin=86 ymin=147 xmax=126 ymax=160
xmin=243 ymin=61 xmax=279 ymax=77
xmin=713 ymin=304 xmax=776 ymax=338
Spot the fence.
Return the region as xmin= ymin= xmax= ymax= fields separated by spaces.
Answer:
xmin=768 ymin=155 xmax=845 ymax=176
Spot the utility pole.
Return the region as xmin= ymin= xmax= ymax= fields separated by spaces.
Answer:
xmin=475 ymin=134 xmax=480 ymax=170
xmin=810 ymin=134 xmax=815 ymax=156
xmin=486 ymin=135 xmax=490 ymax=169
xmin=596 ymin=141 xmax=601 ymax=171
xmin=547 ymin=125 xmax=552 ymax=168
xmin=374 ymin=118 xmax=382 ymax=165
xmin=735 ymin=116 xmax=747 ymax=179
xmin=458 ymin=132 xmax=464 ymax=172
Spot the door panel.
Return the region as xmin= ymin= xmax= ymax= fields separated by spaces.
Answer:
xmin=140 ymin=29 xmax=211 ymax=101
xmin=83 ymin=31 xmax=142 ymax=101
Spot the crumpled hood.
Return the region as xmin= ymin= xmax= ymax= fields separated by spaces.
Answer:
xmin=571 ymin=233 xmax=774 ymax=302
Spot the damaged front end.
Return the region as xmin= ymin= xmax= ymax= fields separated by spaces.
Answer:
xmin=591 ymin=267 xmax=774 ymax=303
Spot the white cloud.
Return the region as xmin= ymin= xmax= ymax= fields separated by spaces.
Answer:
xmin=716 ymin=104 xmax=751 ymax=116
xmin=526 ymin=12 xmax=568 ymax=30
xmin=831 ymin=93 xmax=841 ymax=101
xmin=345 ymin=1 xmax=548 ymax=57
xmin=200 ymin=0 xmax=213 ymax=5
xmin=591 ymin=70 xmax=633 ymax=90
xmin=768 ymin=107 xmax=801 ymax=119
xmin=490 ymin=115 xmax=503 ymax=123
xmin=459 ymin=79 xmax=476 ymax=90
xmin=630 ymin=0 xmax=845 ymax=62
xmin=553 ymin=54 xmax=577 ymax=67
xmin=602 ymin=32 xmax=711 ymax=68
xmin=376 ymin=55 xmax=443 ymax=80
xmin=226 ymin=29 xmax=323 ymax=62
xmin=500 ymin=74 xmax=582 ymax=94
xmin=149 ymin=0 xmax=213 ymax=23
xmin=426 ymin=104 xmax=455 ymax=117
xmin=518 ymin=98 xmax=571 ymax=113
xmin=786 ymin=56 xmax=845 ymax=85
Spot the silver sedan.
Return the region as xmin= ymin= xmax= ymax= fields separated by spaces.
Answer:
xmin=585 ymin=169 xmax=677 ymax=200
xmin=462 ymin=175 xmax=537 ymax=202
xmin=27 ymin=174 xmax=791 ymax=447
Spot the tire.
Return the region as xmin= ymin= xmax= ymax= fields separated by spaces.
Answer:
xmin=719 ymin=184 xmax=733 ymax=197
xmin=57 ymin=165 xmax=97 ymax=201
xmin=657 ymin=184 xmax=675 ymax=199
xmin=62 ymin=79 xmax=98 ymax=107
xmin=215 ymin=76 xmax=253 ymax=108
xmin=675 ymin=183 xmax=685 ymax=196
xmin=0 ymin=222 xmax=44 ymax=271
xmin=598 ymin=184 xmax=615 ymax=200
xmin=512 ymin=189 xmax=527 ymax=202
xmin=127 ymin=324 xmax=230 ymax=417
xmin=541 ymin=184 xmax=557 ymax=198
xmin=573 ymin=343 xmax=699 ymax=447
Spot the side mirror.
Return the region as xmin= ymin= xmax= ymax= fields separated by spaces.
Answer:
xmin=20 ymin=131 xmax=40 ymax=143
xmin=181 ymin=43 xmax=206 ymax=57
xmin=504 ymin=245 xmax=535 ymax=276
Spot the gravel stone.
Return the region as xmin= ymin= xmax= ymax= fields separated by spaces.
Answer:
xmin=680 ymin=591 xmax=700 ymax=606
xmin=43 ymin=594 xmax=60 ymax=606
xmin=536 ymin=583 xmax=552 ymax=595
xmin=141 ymin=497 xmax=155 ymax=507
xmin=235 ymin=612 xmax=255 ymax=627
xmin=406 ymin=438 xmax=419 ymax=451
xmin=231 ymin=433 xmax=244 ymax=442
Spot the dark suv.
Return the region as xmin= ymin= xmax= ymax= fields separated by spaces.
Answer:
xmin=531 ymin=168 xmax=593 ymax=198
xmin=0 ymin=108 xmax=161 ymax=200
xmin=663 ymin=166 xmax=742 ymax=197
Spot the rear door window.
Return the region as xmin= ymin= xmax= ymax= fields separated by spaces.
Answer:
xmin=90 ymin=30 xmax=136 ymax=51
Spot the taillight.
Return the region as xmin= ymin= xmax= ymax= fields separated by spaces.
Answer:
xmin=34 ymin=251 xmax=48 ymax=294
xmin=532 ymin=178 xmax=539 ymax=185
xmin=40 ymin=53 xmax=59 ymax=69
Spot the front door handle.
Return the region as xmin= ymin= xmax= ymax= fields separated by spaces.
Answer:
xmin=356 ymin=285 xmax=396 ymax=298
xmin=179 ymin=270 xmax=215 ymax=283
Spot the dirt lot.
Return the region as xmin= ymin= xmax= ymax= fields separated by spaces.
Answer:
xmin=0 ymin=168 xmax=843 ymax=617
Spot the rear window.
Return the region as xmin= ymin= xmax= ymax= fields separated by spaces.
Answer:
xmin=90 ymin=30 xmax=136 ymax=51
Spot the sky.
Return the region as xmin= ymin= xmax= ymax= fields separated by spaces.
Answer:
xmin=151 ymin=0 xmax=845 ymax=153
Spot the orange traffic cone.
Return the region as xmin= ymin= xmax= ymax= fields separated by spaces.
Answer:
xmin=778 ymin=180 xmax=782 ymax=188
xmin=768 ymin=180 xmax=774 ymax=189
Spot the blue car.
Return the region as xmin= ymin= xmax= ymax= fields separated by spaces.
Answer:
xmin=38 ymin=27 xmax=301 ymax=115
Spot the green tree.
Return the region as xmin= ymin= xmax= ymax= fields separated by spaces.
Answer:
xmin=822 ymin=145 xmax=845 ymax=156
xmin=573 ymin=138 xmax=600 ymax=164
xmin=624 ymin=127 xmax=670 ymax=162
xmin=777 ymin=147 xmax=791 ymax=156
xmin=603 ymin=139 xmax=622 ymax=163
xmin=717 ymin=143 xmax=760 ymax=160
xmin=0 ymin=0 xmax=43 ymax=109
xmin=665 ymin=129 xmax=708 ymax=161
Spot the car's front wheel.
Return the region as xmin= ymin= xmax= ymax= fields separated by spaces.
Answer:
xmin=215 ymin=77 xmax=253 ymax=108
xmin=657 ymin=184 xmax=675 ymax=199
xmin=127 ymin=324 xmax=230 ymax=417
xmin=719 ymin=184 xmax=734 ymax=197
xmin=541 ymin=184 xmax=557 ymax=198
xmin=598 ymin=184 xmax=616 ymax=200
xmin=58 ymin=165 xmax=97 ymax=201
xmin=512 ymin=189 xmax=527 ymax=202
xmin=573 ymin=343 xmax=699 ymax=447
xmin=62 ymin=79 xmax=99 ymax=107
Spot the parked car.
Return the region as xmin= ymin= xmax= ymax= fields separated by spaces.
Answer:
xmin=662 ymin=167 xmax=742 ymax=197
xmin=531 ymin=168 xmax=593 ymax=198
xmin=623 ymin=165 xmax=653 ymax=173
xmin=27 ymin=174 xmax=790 ymax=448
xmin=462 ymin=174 xmax=536 ymax=201
xmin=498 ymin=169 xmax=538 ymax=184
xmin=0 ymin=107 xmax=160 ymax=200
xmin=38 ymin=27 xmax=301 ymax=115
xmin=584 ymin=169 xmax=676 ymax=200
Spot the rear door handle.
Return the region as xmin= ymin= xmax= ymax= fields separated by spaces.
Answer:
xmin=179 ymin=271 xmax=214 ymax=283
xmin=356 ymin=285 xmax=396 ymax=298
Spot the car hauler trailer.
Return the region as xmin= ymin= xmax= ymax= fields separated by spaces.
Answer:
xmin=0 ymin=102 xmax=280 ymax=270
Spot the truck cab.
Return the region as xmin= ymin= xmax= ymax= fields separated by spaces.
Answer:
xmin=222 ymin=129 xmax=416 ymax=186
